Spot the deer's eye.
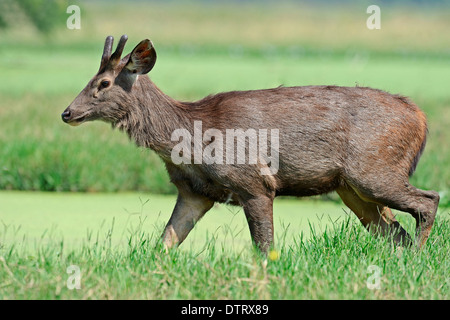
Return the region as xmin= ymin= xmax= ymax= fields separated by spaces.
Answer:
xmin=100 ymin=80 xmax=110 ymax=89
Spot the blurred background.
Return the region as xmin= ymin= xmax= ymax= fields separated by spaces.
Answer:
xmin=0 ymin=0 xmax=449 ymax=204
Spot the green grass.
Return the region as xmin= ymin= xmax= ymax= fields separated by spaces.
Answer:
xmin=0 ymin=191 xmax=347 ymax=252
xmin=0 ymin=192 xmax=448 ymax=299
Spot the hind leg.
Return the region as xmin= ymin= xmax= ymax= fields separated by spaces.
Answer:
xmin=386 ymin=185 xmax=439 ymax=248
xmin=337 ymin=184 xmax=412 ymax=246
xmin=346 ymin=180 xmax=439 ymax=248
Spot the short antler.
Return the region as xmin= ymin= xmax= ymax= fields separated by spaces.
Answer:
xmin=100 ymin=35 xmax=114 ymax=71
xmin=99 ymin=34 xmax=128 ymax=72
xmin=109 ymin=34 xmax=128 ymax=67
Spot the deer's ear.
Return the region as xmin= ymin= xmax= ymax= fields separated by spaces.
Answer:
xmin=125 ymin=39 xmax=157 ymax=75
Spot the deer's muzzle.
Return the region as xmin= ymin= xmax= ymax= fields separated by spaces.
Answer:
xmin=61 ymin=108 xmax=84 ymax=126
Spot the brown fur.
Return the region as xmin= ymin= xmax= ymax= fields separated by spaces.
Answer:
xmin=62 ymin=36 xmax=439 ymax=252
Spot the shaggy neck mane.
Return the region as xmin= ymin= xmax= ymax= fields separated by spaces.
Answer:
xmin=115 ymin=76 xmax=194 ymax=161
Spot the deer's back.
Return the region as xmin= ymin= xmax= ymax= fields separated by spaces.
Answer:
xmin=181 ymin=85 xmax=427 ymax=198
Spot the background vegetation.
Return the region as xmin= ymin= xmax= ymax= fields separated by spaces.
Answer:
xmin=0 ymin=0 xmax=449 ymax=201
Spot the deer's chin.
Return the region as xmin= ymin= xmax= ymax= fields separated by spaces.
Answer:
xmin=68 ymin=121 xmax=82 ymax=127
xmin=67 ymin=116 xmax=87 ymax=126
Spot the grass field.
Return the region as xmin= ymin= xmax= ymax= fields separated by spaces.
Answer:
xmin=0 ymin=191 xmax=449 ymax=299
xmin=0 ymin=1 xmax=449 ymax=300
xmin=0 ymin=191 xmax=348 ymax=251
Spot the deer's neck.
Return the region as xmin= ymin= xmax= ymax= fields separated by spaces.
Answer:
xmin=116 ymin=78 xmax=193 ymax=161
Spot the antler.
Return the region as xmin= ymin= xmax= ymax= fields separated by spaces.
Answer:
xmin=100 ymin=35 xmax=114 ymax=71
xmin=109 ymin=35 xmax=128 ymax=67
xmin=99 ymin=34 xmax=128 ymax=72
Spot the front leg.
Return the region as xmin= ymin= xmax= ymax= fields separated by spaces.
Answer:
xmin=162 ymin=189 xmax=214 ymax=250
xmin=242 ymin=194 xmax=275 ymax=253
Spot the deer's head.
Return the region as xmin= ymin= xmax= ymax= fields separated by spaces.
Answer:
xmin=62 ymin=35 xmax=156 ymax=126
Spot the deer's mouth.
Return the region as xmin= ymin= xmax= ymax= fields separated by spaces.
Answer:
xmin=69 ymin=116 xmax=86 ymax=126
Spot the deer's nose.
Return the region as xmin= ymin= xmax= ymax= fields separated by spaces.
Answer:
xmin=61 ymin=110 xmax=71 ymax=123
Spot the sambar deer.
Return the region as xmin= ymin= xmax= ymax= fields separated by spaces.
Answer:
xmin=62 ymin=35 xmax=439 ymax=253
